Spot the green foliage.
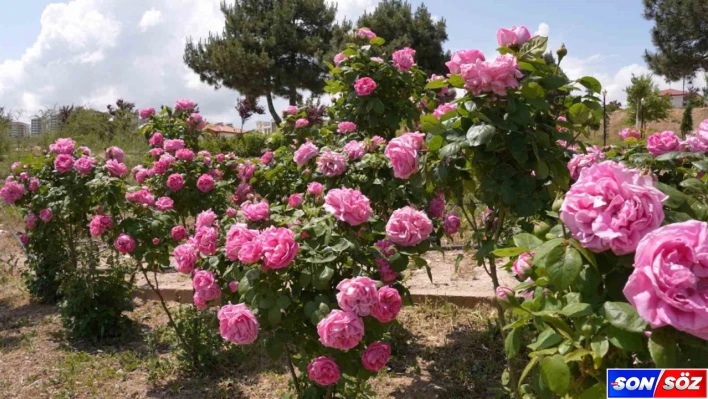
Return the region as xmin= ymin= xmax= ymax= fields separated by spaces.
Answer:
xmin=681 ymin=103 xmax=693 ymax=137
xmin=172 ymin=306 xmax=243 ymax=371
xmin=200 ymin=133 xmax=272 ymax=158
xmin=623 ymin=73 xmax=672 ymax=126
xmin=643 ymin=0 xmax=708 ymax=80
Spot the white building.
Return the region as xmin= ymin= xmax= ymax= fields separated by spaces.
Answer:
xmin=30 ymin=117 xmax=42 ymax=135
xmin=255 ymin=120 xmax=278 ymax=134
xmin=8 ymin=121 xmax=29 ymax=138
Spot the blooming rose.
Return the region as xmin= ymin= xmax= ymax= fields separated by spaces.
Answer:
xmin=361 ymin=342 xmax=391 ymax=372
xmin=232 ymin=183 xmax=253 ymax=205
xmin=164 ymin=139 xmax=185 ymax=153
xmin=174 ymin=242 xmax=198 ymax=273
xmin=105 ymin=159 xmax=128 ymax=177
xmin=685 ymin=135 xmax=708 ymax=153
xmin=308 ymin=357 xmax=341 ymax=386
xmin=295 ymin=118 xmax=309 ymax=128
xmin=139 ymin=107 xmax=155 ymax=119
xmin=354 ymin=77 xmax=377 ymax=96
xmin=54 ymin=154 xmax=74 ymax=174
xmin=0 ymin=181 xmax=25 ymax=204
xmin=513 ymin=252 xmax=534 ymax=278
xmin=176 ymin=148 xmax=195 ymax=161
xmin=560 ymin=161 xmax=667 ymax=255
xmin=166 ymin=173 xmax=184 ymax=191
xmin=28 ymin=178 xmax=40 ymax=192
xmin=461 ymin=54 xmax=523 ymax=96
xmin=384 ymin=132 xmax=425 ymax=179
xmin=192 ymin=270 xmax=221 ymax=310
xmin=343 ymin=140 xmax=366 ymax=161
xmin=229 ymin=281 xmax=239 ymax=292
xmin=619 ymin=128 xmax=641 ymax=141
xmin=375 ymin=239 xmax=396 ymax=258
xmin=496 ymin=286 xmax=514 ymax=303
xmin=337 ymin=121 xmax=357 ymax=134
xmin=19 ymin=234 xmax=29 ymax=246
xmin=149 ymin=132 xmax=164 ymax=147
xmin=104 ymin=147 xmax=125 ymax=163
xmin=317 ymin=310 xmax=365 ymax=350
xmin=433 ymin=103 xmax=457 ymax=119
xmin=370 ymin=56 xmax=383 ymax=63
xmin=187 ymin=113 xmax=206 ymax=130
xmin=241 ymin=200 xmax=269 ymax=221
xmin=89 ymin=215 xmax=113 ymax=236
xmin=25 ymin=213 xmax=36 ymax=230
xmin=445 ymin=49 xmax=485 ymax=74
xmin=497 ymin=26 xmax=531 ymax=46
xmin=260 ymin=151 xmax=273 ymax=165
xmin=171 ymin=225 xmax=188 ymax=242
xmin=372 ymin=286 xmax=402 ymax=323
xmin=194 ymin=226 xmax=218 ymax=256
xmin=294 ymin=141 xmax=318 ymax=167
xmin=356 ymin=27 xmax=376 ymax=40
xmin=218 ymin=304 xmax=259 ymax=345
xmin=443 ymin=212 xmax=461 ymax=235
xmin=386 ymin=206 xmax=433 ymax=247
xmin=334 ymin=52 xmax=348 ymax=66
xmin=376 ymin=258 xmax=399 ymax=285
xmin=336 ymin=277 xmax=379 ymax=316
xmin=317 ymin=149 xmax=347 ymax=177
xmin=126 ymin=188 xmax=155 ymax=206
xmin=155 ymin=197 xmax=174 ymax=211
xmin=226 ymin=207 xmax=238 ymax=218
xmin=623 ymin=221 xmax=708 ymax=339
xmin=392 ymin=47 xmax=416 ymax=71
xmin=260 ymin=226 xmax=299 ymax=269
xmin=74 ymin=156 xmax=95 ymax=175
xmin=567 ymin=146 xmax=606 ymax=180
xmin=39 ymin=208 xmax=53 ymax=222
xmin=284 ymin=105 xmax=298 ymax=115
xmin=174 ymin=99 xmax=196 ymax=112
xmin=238 ymin=162 xmax=255 ymax=182
xmin=428 ymin=193 xmax=445 ymax=218
xmin=238 ymin=239 xmax=264 ymax=264
xmin=225 ymin=223 xmax=259 ymax=261
xmin=307 ymin=182 xmax=324 ymax=196
xmin=114 ymin=234 xmax=136 ymax=254
xmin=197 ymin=174 xmax=215 ymax=193
xmin=288 ymin=193 xmax=304 ymax=208
xmin=324 ymin=188 xmax=373 ymax=226
xmin=49 ymin=138 xmax=75 ymax=154
xmin=647 ymin=130 xmax=681 ymax=155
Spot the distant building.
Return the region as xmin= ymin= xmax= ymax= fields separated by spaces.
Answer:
xmin=255 ymin=121 xmax=278 ymax=134
xmin=8 ymin=121 xmax=29 ymax=138
xmin=29 ymin=114 xmax=61 ymax=135
xmin=659 ymin=89 xmax=691 ymax=108
xmin=48 ymin=113 xmax=61 ymax=132
xmin=203 ymin=123 xmax=243 ymax=138
xmin=30 ymin=117 xmax=42 ymax=135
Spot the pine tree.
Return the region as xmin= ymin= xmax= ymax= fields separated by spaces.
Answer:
xmin=681 ymin=103 xmax=694 ymax=138
xmin=184 ymin=0 xmax=337 ymax=124
xmin=643 ymin=0 xmax=708 ymax=80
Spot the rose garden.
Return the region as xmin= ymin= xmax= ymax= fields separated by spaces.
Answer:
xmin=2 ymin=24 xmax=708 ymax=399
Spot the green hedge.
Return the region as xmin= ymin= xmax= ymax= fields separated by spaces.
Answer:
xmin=200 ymin=132 xmax=288 ymax=158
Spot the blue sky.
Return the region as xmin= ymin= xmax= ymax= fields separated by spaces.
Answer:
xmin=0 ymin=0 xmax=698 ymax=126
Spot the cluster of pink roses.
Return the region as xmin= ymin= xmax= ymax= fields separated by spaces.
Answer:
xmin=384 ymin=132 xmax=425 ymax=179
xmin=392 ymin=47 xmax=416 ymax=72
xmin=192 ymin=270 xmax=221 ymax=310
xmin=445 ymin=44 xmax=523 ymax=96
xmin=567 ymin=145 xmax=606 ymax=180
xmin=619 ymin=128 xmax=641 ymax=141
xmin=223 ymin=222 xmax=299 ymax=270
xmin=0 ymin=179 xmax=25 ymax=204
xmin=307 ymin=340 xmax=391 ymax=387
xmin=89 ymin=214 xmax=113 ymax=236
xmin=427 ymin=193 xmax=460 ymax=235
xmin=683 ymin=120 xmax=708 ymax=153
xmin=374 ymin=239 xmax=399 ymax=285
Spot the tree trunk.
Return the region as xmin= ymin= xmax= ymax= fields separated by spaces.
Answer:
xmin=265 ymin=91 xmax=282 ymax=125
xmin=289 ymin=85 xmax=297 ymax=106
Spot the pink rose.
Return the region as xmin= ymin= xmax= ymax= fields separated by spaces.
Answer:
xmin=647 ymin=130 xmax=681 ymax=155
xmin=307 ymin=182 xmax=323 ymax=196
xmin=386 ymin=206 xmax=433 ymax=247
xmin=149 ymin=132 xmax=164 ymax=147
xmin=684 ymin=135 xmax=708 ymax=153
xmin=334 ymin=52 xmax=348 ymax=66
xmin=241 ymin=200 xmax=269 ymax=221
xmin=232 ymin=183 xmax=253 ymax=205
xmin=623 ymin=221 xmax=708 ymax=339
xmin=196 ymin=209 xmax=217 ymax=228
xmin=194 ymin=226 xmax=218 ymax=256
xmin=151 ymin=160 xmax=169 ymax=175
xmin=216 ymin=153 xmax=226 ymax=163
xmin=496 ymin=286 xmax=514 ymax=303
xmin=152 ymin=238 xmax=161 ymax=245
xmin=192 ymin=270 xmax=221 ymax=309
xmin=238 ymin=240 xmax=263 ymax=264
xmin=343 ymin=140 xmax=366 ymax=161
xmin=433 ymin=103 xmax=457 ymax=119
xmin=513 ymin=252 xmax=534 ymax=278
xmin=317 ymin=310 xmax=364 ymax=350
xmin=567 ymin=146 xmax=606 ymax=180
xmin=176 ymin=148 xmax=195 ymax=161
xmin=0 ymin=181 xmax=25 ymax=204
xmin=428 ymin=193 xmax=445 ymax=218
xmin=187 ymin=113 xmax=206 ymax=130
xmin=114 ymin=233 xmax=136 ymax=254
xmin=19 ymin=234 xmax=29 ymax=246
xmin=164 ymin=139 xmax=185 ymax=153
xmin=295 ymin=118 xmax=309 ymax=128
xmin=336 ymin=277 xmax=379 ymax=316
xmin=226 ymin=207 xmax=238 ymax=218
xmin=461 ymin=54 xmax=523 ymax=96
xmin=356 ymin=27 xmax=376 ymax=40
xmin=443 ymin=212 xmax=461 ymax=235
xmin=139 ymin=107 xmax=155 ymax=119
xmin=307 ymin=357 xmax=340 ymax=386
xmin=294 ymin=141 xmax=319 ymax=167
xmin=619 ymin=128 xmax=641 ymax=141
xmin=166 ymin=173 xmax=185 ymax=191
xmin=89 ymin=215 xmax=113 ymax=236
xmin=174 ymin=99 xmax=196 ymax=112
xmin=10 ymin=162 xmax=22 ymax=172
xmin=39 ymin=208 xmax=53 ymax=223
xmin=497 ymin=26 xmax=531 ymax=46
xmin=49 ymin=138 xmax=75 ymax=155
xmin=288 ymin=193 xmax=304 ymax=208
xmin=174 ymin=242 xmax=198 ymax=273
xmin=324 ymin=188 xmax=373 ymax=226
xmin=229 ymin=281 xmax=239 ymax=292
xmin=26 ymin=213 xmax=36 ymax=230
xmin=218 ymin=304 xmax=259 ymax=345
xmin=384 ymin=132 xmax=425 ymax=179
xmin=317 ymin=149 xmax=347 ymax=177
xmin=337 ymin=121 xmax=357 ymax=134
xmin=392 ymin=47 xmax=416 ymax=71
xmin=370 ymin=57 xmax=383 ymax=63
xmin=197 ymin=174 xmax=215 ymax=193
xmin=376 ymin=258 xmax=399 ymax=285
xmin=375 ymin=239 xmax=396 ymax=258
xmin=225 ymin=223 xmax=259 ymax=262
xmin=261 ymin=151 xmax=273 ymax=165
xmin=371 ymin=286 xmax=402 ymax=323
xmin=238 ymin=162 xmax=255 ymax=182
xmin=155 ymin=197 xmax=174 ymax=211
xmin=54 ymin=154 xmax=74 ymax=174
xmin=284 ymin=105 xmax=298 ymax=115
xmin=259 ymin=226 xmax=299 ymax=269
xmin=74 ymin=156 xmax=95 ymax=175
xmin=171 ymin=225 xmax=188 ymax=242
xmin=445 ymin=49 xmax=485 ymax=74
xmin=560 ymin=161 xmax=667 ymax=255
xmin=104 ymin=147 xmax=125 ymax=163
xmin=126 ymin=188 xmax=155 ymax=206
xmin=28 ymin=178 xmax=40 ymax=192
xmin=361 ymin=342 xmax=391 ymax=372
xmin=105 ymin=160 xmax=128 ymax=177
xmin=354 ymin=77 xmax=377 ymax=96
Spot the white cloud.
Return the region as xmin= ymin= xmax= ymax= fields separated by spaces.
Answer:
xmin=331 ymin=0 xmax=378 ymax=21
xmin=535 ymin=22 xmax=549 ymax=37
xmin=138 ymin=8 xmax=163 ymax=31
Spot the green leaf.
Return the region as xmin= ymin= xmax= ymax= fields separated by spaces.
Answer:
xmin=569 ymin=239 xmax=598 ymax=269
xmin=466 ymin=124 xmax=496 ymax=146
xmin=519 ymin=36 xmax=548 ymax=59
xmin=539 ymin=355 xmax=570 ymax=395
xmin=560 ymin=303 xmax=592 ymax=318
xmin=420 ymin=114 xmax=445 ymax=135
xmin=606 ymin=326 xmax=645 ymax=351
xmin=427 ymin=135 xmax=444 ymax=152
xmin=389 ymin=253 xmax=409 ymax=272
xmin=518 ymin=357 xmax=538 ymax=390
xmin=312 ymin=266 xmax=334 ymax=290
xmin=439 ymin=141 xmax=468 ymax=158
xmin=528 ymin=328 xmax=562 ymax=351
xmin=265 ymin=337 xmax=283 ymax=360
xmin=505 ymin=328 xmax=522 ymax=358
xmin=424 ymin=79 xmax=446 ymax=90
xmin=580 ymin=383 xmax=605 ymax=399
xmin=648 ymin=329 xmax=677 ymax=368
xmin=276 ymin=295 xmax=291 ymax=309
xmin=569 ymin=103 xmax=591 ymax=124
xmin=532 ymin=238 xmax=564 ymax=267
xmin=564 ymin=349 xmax=592 ymax=362
xmin=268 ymin=307 xmax=282 ymax=325
xmin=448 ymin=74 xmax=464 ymax=88
xmin=591 ymin=335 xmax=609 ymax=361
xmin=369 ymin=37 xmax=385 ymax=46
xmin=454 ymin=253 xmax=464 ymax=273
xmin=535 ymin=159 xmax=549 ymax=179
xmin=521 ymin=82 xmax=544 ymax=100
xmin=602 ymin=302 xmax=647 ymax=333
xmin=513 ymin=233 xmax=543 ymax=250
xmin=577 ymin=76 xmax=602 ymax=93
xmin=545 ymin=246 xmax=582 ymax=289
xmin=492 ymin=247 xmax=529 ymax=257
